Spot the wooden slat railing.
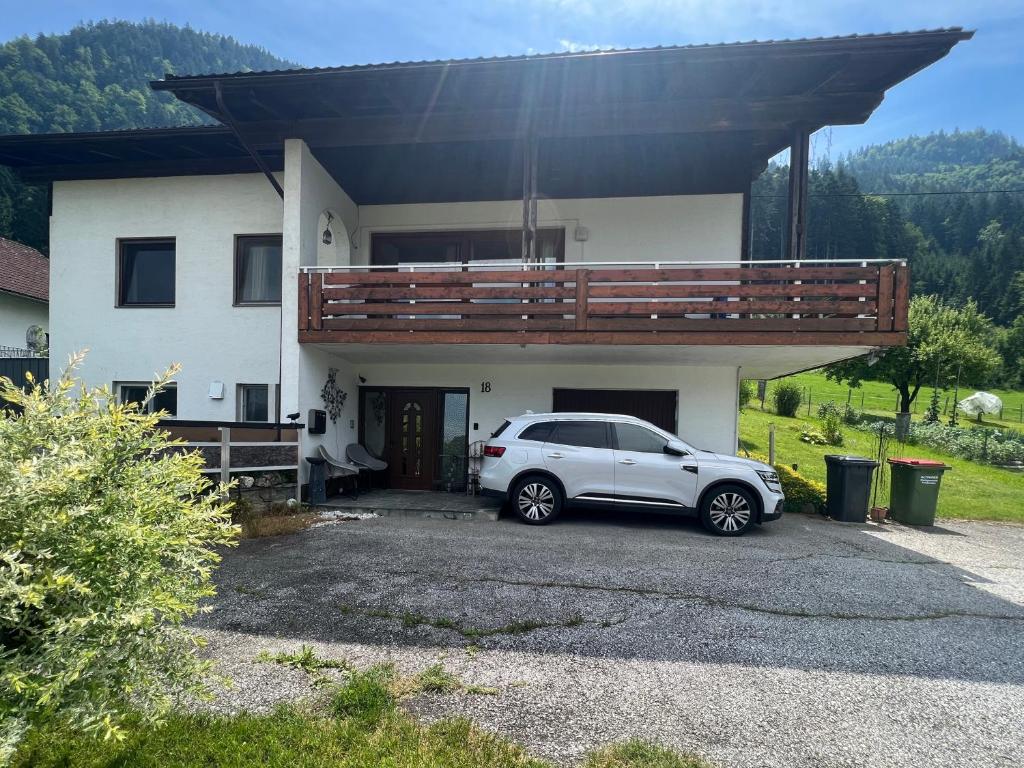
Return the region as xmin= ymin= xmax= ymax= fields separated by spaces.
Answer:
xmin=298 ymin=262 xmax=909 ymax=346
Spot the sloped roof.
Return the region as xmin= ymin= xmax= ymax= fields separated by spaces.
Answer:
xmin=0 ymin=238 xmax=49 ymax=302
xmin=155 ymin=28 xmax=971 ymax=82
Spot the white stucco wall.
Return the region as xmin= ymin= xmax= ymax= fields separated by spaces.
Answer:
xmin=49 ymin=173 xmax=283 ymax=419
xmin=0 ymin=292 xmax=47 ymax=350
xmin=293 ymin=352 xmax=739 ymax=480
xmin=352 ymin=195 xmax=743 ymax=265
xmin=281 ymin=140 xmax=360 ymax=423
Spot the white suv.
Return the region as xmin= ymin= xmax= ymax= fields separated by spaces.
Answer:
xmin=480 ymin=413 xmax=783 ymax=536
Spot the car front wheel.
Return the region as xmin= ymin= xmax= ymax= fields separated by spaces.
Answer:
xmin=700 ymin=484 xmax=757 ymax=536
xmin=512 ymin=476 xmax=563 ymax=525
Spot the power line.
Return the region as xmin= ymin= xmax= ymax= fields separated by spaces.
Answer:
xmin=752 ymin=189 xmax=1024 ymax=199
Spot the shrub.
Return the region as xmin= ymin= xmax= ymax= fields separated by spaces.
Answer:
xmin=771 ymin=381 xmax=802 ymax=417
xmin=0 ymin=356 xmax=238 ymax=759
xmin=800 ymin=428 xmax=829 ymax=445
xmin=750 ymin=453 xmax=826 ymax=512
xmin=738 ymin=379 xmax=754 ymax=410
xmin=815 ymin=401 xmax=845 ymax=446
xmin=841 ymin=403 xmax=861 ymax=425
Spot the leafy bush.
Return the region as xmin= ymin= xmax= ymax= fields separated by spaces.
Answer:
xmin=815 ymin=401 xmax=845 ymax=446
xmin=0 ymin=356 xmax=238 ymax=759
xmin=841 ymin=403 xmax=861 ymax=425
xmin=750 ymin=454 xmax=826 ymax=512
xmin=738 ymin=379 xmax=754 ymax=410
xmin=771 ymin=381 xmax=802 ymax=417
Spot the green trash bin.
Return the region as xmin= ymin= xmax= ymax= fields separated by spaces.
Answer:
xmin=887 ymin=458 xmax=951 ymax=526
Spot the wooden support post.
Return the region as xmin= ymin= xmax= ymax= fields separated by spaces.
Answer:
xmin=786 ymin=129 xmax=810 ymax=263
xmin=219 ymin=427 xmax=231 ymax=487
xmin=876 ymin=264 xmax=894 ymax=331
xmin=298 ymin=271 xmax=310 ymax=331
xmin=310 ymin=272 xmax=323 ymax=331
xmin=893 ymin=264 xmax=910 ymax=332
xmin=575 ymin=269 xmax=590 ymax=330
xmin=768 ymin=423 xmax=776 ymax=465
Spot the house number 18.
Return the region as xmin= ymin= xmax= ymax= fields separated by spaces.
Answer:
xmin=481 ymin=381 xmax=492 ymax=393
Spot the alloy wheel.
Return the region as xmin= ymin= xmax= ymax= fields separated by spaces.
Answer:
xmin=518 ymin=482 xmax=555 ymax=521
xmin=708 ymin=492 xmax=752 ymax=533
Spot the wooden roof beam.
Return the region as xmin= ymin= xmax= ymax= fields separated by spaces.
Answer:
xmin=242 ymin=92 xmax=883 ymax=149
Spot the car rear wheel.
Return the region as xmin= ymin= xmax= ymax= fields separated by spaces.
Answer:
xmin=700 ymin=484 xmax=757 ymax=536
xmin=512 ymin=476 xmax=563 ymax=525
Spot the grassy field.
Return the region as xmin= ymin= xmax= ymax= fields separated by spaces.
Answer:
xmin=767 ymin=370 xmax=1024 ymax=433
xmin=14 ymin=665 xmax=709 ymax=768
xmin=739 ymin=407 xmax=1024 ymax=523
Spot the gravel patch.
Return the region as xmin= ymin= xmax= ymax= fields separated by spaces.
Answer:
xmin=192 ymin=509 xmax=1024 ymax=767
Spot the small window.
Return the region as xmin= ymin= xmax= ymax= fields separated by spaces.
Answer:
xmin=235 ymin=235 xmax=283 ymax=305
xmin=518 ymin=422 xmax=556 ymax=442
xmin=614 ymin=423 xmax=669 ymax=454
xmin=550 ymin=421 xmax=610 ymax=449
xmin=491 ymin=420 xmax=512 ymax=438
xmin=238 ymin=384 xmax=270 ymax=422
xmin=117 ymin=382 xmax=177 ymax=416
xmin=118 ymin=239 xmax=175 ymax=306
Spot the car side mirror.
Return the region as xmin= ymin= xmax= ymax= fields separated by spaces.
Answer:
xmin=663 ymin=442 xmax=688 ymax=457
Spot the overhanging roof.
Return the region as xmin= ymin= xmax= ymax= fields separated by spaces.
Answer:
xmin=0 ymin=29 xmax=972 ymax=202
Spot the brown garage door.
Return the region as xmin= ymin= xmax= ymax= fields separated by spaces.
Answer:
xmin=552 ymin=389 xmax=678 ymax=433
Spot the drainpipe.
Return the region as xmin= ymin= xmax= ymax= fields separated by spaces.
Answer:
xmin=214 ymin=81 xmax=284 ymax=199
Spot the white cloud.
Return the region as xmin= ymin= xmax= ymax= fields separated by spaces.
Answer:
xmin=557 ymin=38 xmax=617 ymax=52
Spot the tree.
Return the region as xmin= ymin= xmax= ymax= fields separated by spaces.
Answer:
xmin=824 ymin=296 xmax=1002 ymax=413
xmin=0 ymin=355 xmax=238 ymax=760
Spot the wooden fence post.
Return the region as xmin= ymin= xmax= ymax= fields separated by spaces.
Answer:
xmin=219 ymin=427 xmax=231 ymax=487
xmin=769 ymin=423 xmax=776 ymax=465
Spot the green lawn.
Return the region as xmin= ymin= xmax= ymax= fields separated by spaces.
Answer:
xmin=739 ymin=407 xmax=1024 ymax=523
xmin=767 ymin=370 xmax=1024 ymax=433
xmin=14 ymin=665 xmax=709 ymax=768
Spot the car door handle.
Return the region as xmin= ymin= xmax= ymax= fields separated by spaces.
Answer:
xmin=618 ymin=458 xmax=637 ymax=465
xmin=547 ymin=452 xmax=564 ymax=459
xmin=681 ymin=464 xmax=698 ymax=474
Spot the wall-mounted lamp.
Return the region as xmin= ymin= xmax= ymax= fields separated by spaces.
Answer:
xmin=322 ymin=212 xmax=334 ymax=245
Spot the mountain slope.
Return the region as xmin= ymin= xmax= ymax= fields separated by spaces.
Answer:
xmin=839 ymin=129 xmax=1024 ymax=194
xmin=0 ymin=20 xmax=294 ymax=251
xmin=0 ymin=20 xmax=293 ymax=134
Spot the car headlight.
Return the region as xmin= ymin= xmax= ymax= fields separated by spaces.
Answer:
xmin=756 ymin=470 xmax=781 ymax=489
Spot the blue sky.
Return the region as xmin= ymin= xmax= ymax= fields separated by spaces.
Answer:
xmin=2 ymin=1 xmax=1022 ymax=158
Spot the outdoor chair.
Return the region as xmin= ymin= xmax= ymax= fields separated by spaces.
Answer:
xmin=346 ymin=444 xmax=388 ymax=490
xmin=318 ymin=445 xmax=363 ymax=498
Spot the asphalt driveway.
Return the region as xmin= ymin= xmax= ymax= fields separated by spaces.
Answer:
xmin=194 ymin=509 xmax=1024 ymax=767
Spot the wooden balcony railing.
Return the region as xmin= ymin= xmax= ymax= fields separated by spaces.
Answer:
xmin=298 ymin=261 xmax=909 ymax=346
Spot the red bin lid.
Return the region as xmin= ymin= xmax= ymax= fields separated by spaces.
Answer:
xmin=887 ymin=458 xmax=947 ymax=467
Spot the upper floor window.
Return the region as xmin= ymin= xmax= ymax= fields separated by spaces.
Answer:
xmin=118 ymin=239 xmax=175 ymax=306
xmin=371 ymin=228 xmax=565 ymax=266
xmin=117 ymin=381 xmax=177 ymax=416
xmin=235 ymin=235 xmax=282 ymax=305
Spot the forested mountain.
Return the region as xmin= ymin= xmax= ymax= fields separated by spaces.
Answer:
xmin=751 ymin=129 xmax=1024 ymax=385
xmin=0 ymin=20 xmax=293 ymax=251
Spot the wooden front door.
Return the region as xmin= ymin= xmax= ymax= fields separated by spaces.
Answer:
xmin=386 ymin=390 xmax=437 ymax=490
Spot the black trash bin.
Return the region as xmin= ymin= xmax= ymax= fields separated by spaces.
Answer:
xmin=306 ymin=456 xmax=327 ymax=505
xmin=824 ymin=455 xmax=879 ymax=523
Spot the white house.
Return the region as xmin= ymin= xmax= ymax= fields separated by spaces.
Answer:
xmin=0 ymin=30 xmax=971 ymax=492
xmin=0 ymin=237 xmax=48 ymax=354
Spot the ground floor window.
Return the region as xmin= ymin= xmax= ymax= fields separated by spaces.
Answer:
xmin=116 ymin=381 xmax=177 ymax=416
xmin=238 ymin=384 xmax=270 ymax=422
xmin=359 ymin=387 xmax=469 ymax=491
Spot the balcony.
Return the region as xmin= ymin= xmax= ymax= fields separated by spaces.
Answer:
xmin=297 ymin=260 xmax=908 ymax=348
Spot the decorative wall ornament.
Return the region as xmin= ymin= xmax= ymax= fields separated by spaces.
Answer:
xmin=320 ymin=368 xmax=347 ymax=423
